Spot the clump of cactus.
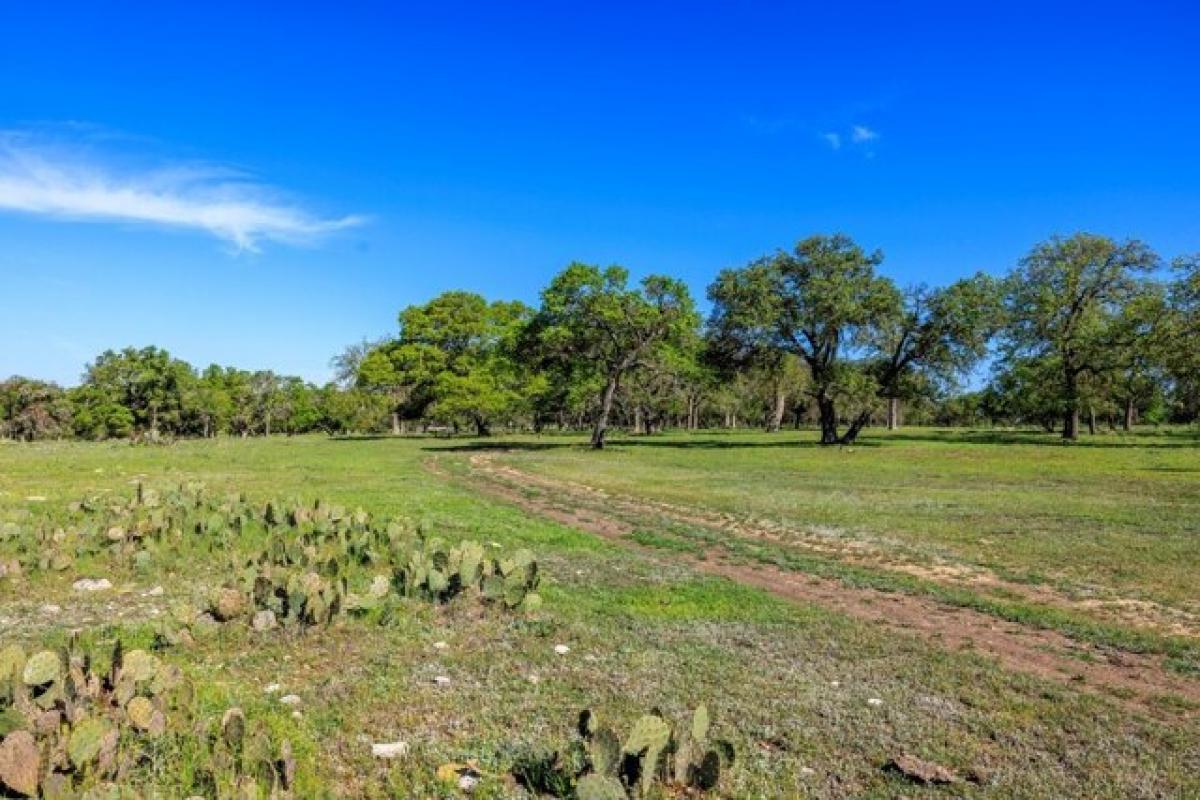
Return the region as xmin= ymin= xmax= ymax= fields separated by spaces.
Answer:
xmin=201 ymin=565 xmax=345 ymax=631
xmin=513 ymin=705 xmax=733 ymax=799
xmin=0 ymin=634 xmax=297 ymax=797
xmin=0 ymin=634 xmax=185 ymax=795
xmin=3 ymin=485 xmax=543 ymax=622
xmin=397 ymin=538 xmax=541 ymax=610
xmin=80 ymin=492 xmax=546 ymax=636
xmin=188 ymin=706 xmax=297 ymax=797
xmin=1 ymin=482 xmax=248 ymax=580
xmin=190 ymin=536 xmax=540 ymax=635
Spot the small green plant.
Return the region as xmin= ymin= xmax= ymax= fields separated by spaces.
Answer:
xmin=514 ymin=705 xmax=733 ymax=799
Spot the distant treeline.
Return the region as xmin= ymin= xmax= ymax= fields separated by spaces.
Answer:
xmin=4 ymin=232 xmax=1198 ymax=446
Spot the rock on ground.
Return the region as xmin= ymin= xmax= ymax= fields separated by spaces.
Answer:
xmin=73 ymin=578 xmax=113 ymax=592
xmin=371 ymin=741 xmax=409 ymax=759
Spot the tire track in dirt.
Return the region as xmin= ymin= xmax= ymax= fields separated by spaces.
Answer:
xmin=437 ymin=453 xmax=1200 ymax=720
xmin=471 ymin=456 xmax=1200 ymax=640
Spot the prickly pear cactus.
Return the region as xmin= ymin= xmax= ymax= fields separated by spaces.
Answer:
xmin=22 ymin=650 xmax=60 ymax=687
xmin=0 ymin=633 xmax=300 ymax=796
xmin=67 ymin=717 xmax=115 ymax=768
xmin=576 ymin=773 xmax=627 ymax=800
xmin=534 ymin=704 xmax=732 ymax=798
xmin=5 ymin=484 xmax=545 ymax=644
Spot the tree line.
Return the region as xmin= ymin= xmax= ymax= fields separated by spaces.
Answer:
xmin=0 ymin=348 xmax=390 ymax=442
xmin=4 ymin=232 xmax=1198 ymax=447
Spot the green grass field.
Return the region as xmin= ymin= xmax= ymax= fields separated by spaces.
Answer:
xmin=490 ymin=428 xmax=1200 ymax=609
xmin=2 ymin=430 xmax=1198 ymax=797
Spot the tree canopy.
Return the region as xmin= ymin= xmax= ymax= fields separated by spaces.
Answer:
xmin=707 ymin=235 xmax=999 ymax=444
xmin=526 ymin=263 xmax=698 ymax=448
xmin=1000 ymin=234 xmax=1160 ymax=439
xmin=5 ymin=232 xmax=1199 ymax=445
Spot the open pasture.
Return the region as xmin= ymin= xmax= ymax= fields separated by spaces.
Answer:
xmin=1 ymin=431 xmax=1197 ymax=798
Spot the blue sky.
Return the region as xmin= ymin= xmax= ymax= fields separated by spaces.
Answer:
xmin=2 ymin=1 xmax=1198 ymax=385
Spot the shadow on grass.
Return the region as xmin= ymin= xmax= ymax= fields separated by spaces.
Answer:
xmin=327 ymin=434 xmax=396 ymax=441
xmin=421 ymin=441 xmax=573 ymax=453
xmin=882 ymin=428 xmax=1200 ymax=449
xmin=422 ymin=435 xmax=876 ymax=452
xmin=604 ymin=436 xmax=867 ymax=449
xmin=338 ymin=426 xmax=1199 ymax=452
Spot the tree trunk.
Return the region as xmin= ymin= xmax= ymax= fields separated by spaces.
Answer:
xmin=817 ymin=395 xmax=839 ymax=445
xmin=1061 ymin=370 xmax=1079 ymax=441
xmin=474 ymin=417 xmax=491 ymax=437
xmin=1087 ymin=405 xmax=1096 ymax=436
xmin=591 ymin=376 xmax=619 ymax=450
xmin=886 ymin=397 xmax=900 ymax=430
xmin=1062 ymin=407 xmax=1079 ymax=440
xmin=839 ymin=411 xmax=871 ymax=445
xmin=768 ymin=385 xmax=786 ymax=432
xmin=391 ymin=411 xmax=401 ymax=435
xmin=633 ymin=406 xmax=643 ymax=435
xmin=1123 ymin=397 xmax=1135 ymax=431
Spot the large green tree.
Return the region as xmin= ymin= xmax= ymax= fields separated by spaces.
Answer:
xmin=868 ymin=274 xmax=1002 ymax=434
xmin=1166 ymin=255 xmax=1200 ymax=421
xmin=0 ymin=378 xmax=73 ymax=441
xmin=79 ymin=346 xmax=196 ymax=437
xmin=362 ymin=292 xmax=533 ymax=435
xmin=1108 ymin=282 xmax=1171 ymax=430
xmin=709 ymin=235 xmax=999 ymax=444
xmin=528 ymin=263 xmax=698 ymax=449
xmin=708 ymin=235 xmax=895 ymax=444
xmin=1001 ymin=233 xmax=1160 ymax=440
xmin=706 ymin=267 xmax=810 ymax=433
xmin=184 ymin=365 xmax=235 ymax=437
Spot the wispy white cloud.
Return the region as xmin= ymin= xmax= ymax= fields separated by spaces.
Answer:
xmin=821 ymin=132 xmax=842 ymax=150
xmin=0 ymin=130 xmax=363 ymax=252
xmin=850 ymin=124 xmax=879 ymax=143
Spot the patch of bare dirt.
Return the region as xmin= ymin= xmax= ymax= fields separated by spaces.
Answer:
xmin=441 ymin=453 xmax=1200 ymax=720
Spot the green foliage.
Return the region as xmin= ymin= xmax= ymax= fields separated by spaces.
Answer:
xmin=707 ymin=234 xmax=895 ymax=445
xmin=80 ymin=346 xmax=196 ymax=437
xmin=11 ymin=228 xmax=1200 ymax=441
xmin=515 ymin=706 xmax=733 ymax=798
xmin=0 ymin=484 xmax=543 ymax=633
xmin=68 ymin=384 xmax=135 ymax=440
xmin=0 ymin=633 xmax=290 ymax=797
xmin=999 ymin=233 xmax=1161 ymax=438
xmin=528 ymin=262 xmax=699 ymax=448
xmin=358 ymin=292 xmax=536 ymax=434
xmin=708 ymin=234 xmax=1001 ymax=444
xmin=0 ymin=377 xmax=73 ymax=441
xmin=1166 ymin=254 xmax=1200 ymax=420
xmin=15 ymin=348 xmax=341 ymax=442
